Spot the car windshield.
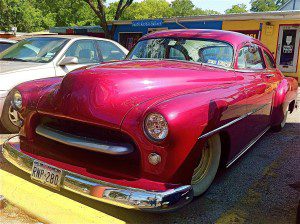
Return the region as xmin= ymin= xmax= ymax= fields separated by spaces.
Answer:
xmin=0 ymin=37 xmax=68 ymax=63
xmin=127 ymin=38 xmax=234 ymax=68
xmin=0 ymin=43 xmax=14 ymax=52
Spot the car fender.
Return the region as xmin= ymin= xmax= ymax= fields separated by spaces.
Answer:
xmin=271 ymin=77 xmax=297 ymax=126
xmin=121 ymin=88 xmax=231 ymax=184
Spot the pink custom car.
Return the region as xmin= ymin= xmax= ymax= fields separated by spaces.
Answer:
xmin=2 ymin=30 xmax=298 ymax=212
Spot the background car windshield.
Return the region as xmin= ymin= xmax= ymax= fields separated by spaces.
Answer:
xmin=127 ymin=38 xmax=233 ymax=68
xmin=0 ymin=37 xmax=68 ymax=63
xmin=0 ymin=43 xmax=13 ymax=52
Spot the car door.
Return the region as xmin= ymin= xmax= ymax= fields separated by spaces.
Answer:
xmin=235 ymin=43 xmax=273 ymax=143
xmin=55 ymin=39 xmax=101 ymax=76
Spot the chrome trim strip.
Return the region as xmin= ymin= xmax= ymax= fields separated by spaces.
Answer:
xmin=36 ymin=124 xmax=134 ymax=155
xmin=226 ymin=126 xmax=270 ymax=168
xmin=1 ymin=136 xmax=193 ymax=212
xmin=198 ymin=103 xmax=270 ymax=140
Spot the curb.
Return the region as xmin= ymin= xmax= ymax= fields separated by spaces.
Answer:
xmin=0 ymin=169 xmax=125 ymax=224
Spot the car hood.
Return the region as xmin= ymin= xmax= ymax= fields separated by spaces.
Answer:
xmin=0 ymin=61 xmax=54 ymax=91
xmin=37 ymin=60 xmax=235 ymax=128
xmin=0 ymin=60 xmax=47 ymax=74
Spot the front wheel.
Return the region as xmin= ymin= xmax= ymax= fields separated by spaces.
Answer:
xmin=272 ymin=110 xmax=288 ymax=132
xmin=191 ymin=134 xmax=221 ymax=196
xmin=0 ymin=93 xmax=21 ymax=133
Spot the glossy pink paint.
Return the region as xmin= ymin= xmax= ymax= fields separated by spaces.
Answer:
xmin=14 ymin=30 xmax=298 ymax=190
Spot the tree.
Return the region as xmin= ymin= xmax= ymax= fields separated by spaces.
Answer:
xmin=36 ymin=0 xmax=98 ymax=27
xmin=170 ymin=0 xmax=219 ymax=17
xmin=0 ymin=0 xmax=55 ymax=32
xmin=225 ymin=4 xmax=247 ymax=14
xmin=0 ymin=0 xmax=98 ymax=33
xmin=250 ymin=0 xmax=289 ymax=12
xmin=171 ymin=0 xmax=194 ymax=17
xmin=83 ymin=0 xmax=134 ymax=39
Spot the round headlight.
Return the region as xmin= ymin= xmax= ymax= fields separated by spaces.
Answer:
xmin=144 ymin=113 xmax=168 ymax=141
xmin=13 ymin=90 xmax=22 ymax=110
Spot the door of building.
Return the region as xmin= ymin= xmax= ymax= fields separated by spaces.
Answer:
xmin=276 ymin=25 xmax=300 ymax=73
xmin=119 ymin=32 xmax=143 ymax=50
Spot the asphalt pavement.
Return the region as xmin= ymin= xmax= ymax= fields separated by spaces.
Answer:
xmin=0 ymin=98 xmax=299 ymax=223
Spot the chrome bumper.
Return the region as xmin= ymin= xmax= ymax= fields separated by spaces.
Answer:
xmin=1 ymin=136 xmax=193 ymax=212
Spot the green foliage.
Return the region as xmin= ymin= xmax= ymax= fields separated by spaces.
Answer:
xmin=171 ymin=0 xmax=194 ymax=17
xmin=106 ymin=0 xmax=219 ymax=21
xmin=0 ymin=0 xmax=55 ymax=32
xmin=0 ymin=0 xmax=98 ymax=32
xmin=250 ymin=0 xmax=289 ymax=12
xmin=225 ymin=4 xmax=248 ymax=14
xmin=36 ymin=0 xmax=98 ymax=27
xmin=117 ymin=0 xmax=173 ymax=20
xmin=0 ymin=0 xmax=223 ymax=33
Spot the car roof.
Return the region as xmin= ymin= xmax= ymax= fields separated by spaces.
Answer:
xmin=141 ymin=29 xmax=260 ymax=49
xmin=0 ymin=38 xmax=17 ymax=44
xmin=21 ymin=35 xmax=113 ymax=41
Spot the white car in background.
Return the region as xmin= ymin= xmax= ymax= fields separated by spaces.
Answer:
xmin=0 ymin=38 xmax=17 ymax=52
xmin=0 ymin=35 xmax=128 ymax=133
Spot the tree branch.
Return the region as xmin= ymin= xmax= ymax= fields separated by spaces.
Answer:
xmin=115 ymin=0 xmax=133 ymax=20
xmin=83 ymin=0 xmax=133 ymax=39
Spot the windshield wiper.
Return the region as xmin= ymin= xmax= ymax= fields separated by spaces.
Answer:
xmin=0 ymin=57 xmax=29 ymax=62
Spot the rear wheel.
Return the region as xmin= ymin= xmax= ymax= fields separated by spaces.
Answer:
xmin=0 ymin=93 xmax=21 ymax=133
xmin=191 ymin=134 xmax=221 ymax=196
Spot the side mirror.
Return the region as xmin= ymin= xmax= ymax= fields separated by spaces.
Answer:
xmin=59 ymin=56 xmax=79 ymax=66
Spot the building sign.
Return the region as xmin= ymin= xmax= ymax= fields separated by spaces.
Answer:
xmin=132 ymin=19 xmax=163 ymax=27
xmin=276 ymin=25 xmax=300 ymax=73
xmin=232 ymin=30 xmax=260 ymax=39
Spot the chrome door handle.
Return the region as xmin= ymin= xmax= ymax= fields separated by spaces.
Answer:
xmin=265 ymin=74 xmax=275 ymax=78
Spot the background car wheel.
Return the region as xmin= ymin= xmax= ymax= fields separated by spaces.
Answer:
xmin=0 ymin=92 xmax=21 ymax=133
xmin=191 ymin=134 xmax=221 ymax=197
xmin=272 ymin=109 xmax=288 ymax=132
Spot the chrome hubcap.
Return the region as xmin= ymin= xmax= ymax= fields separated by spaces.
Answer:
xmin=191 ymin=140 xmax=213 ymax=185
xmin=8 ymin=105 xmax=20 ymax=127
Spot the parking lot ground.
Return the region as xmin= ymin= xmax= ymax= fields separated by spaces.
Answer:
xmin=0 ymin=199 xmax=40 ymax=224
xmin=0 ymin=96 xmax=299 ymax=224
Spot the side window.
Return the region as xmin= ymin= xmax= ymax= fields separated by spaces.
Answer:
xmin=96 ymin=41 xmax=126 ymax=62
xmin=64 ymin=40 xmax=100 ymax=64
xmin=237 ymin=45 xmax=265 ymax=70
xmin=169 ymin=47 xmax=186 ymax=60
xmin=237 ymin=48 xmax=247 ymax=69
xmin=263 ymin=50 xmax=276 ymax=68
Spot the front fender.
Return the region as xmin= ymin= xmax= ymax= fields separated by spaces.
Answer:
xmin=271 ymin=78 xmax=298 ymax=126
xmin=121 ymin=90 xmax=228 ymax=185
xmin=15 ymin=77 xmax=63 ymax=139
xmin=15 ymin=77 xmax=62 ymax=111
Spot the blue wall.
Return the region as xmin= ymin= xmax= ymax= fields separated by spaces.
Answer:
xmin=111 ymin=20 xmax=223 ymax=42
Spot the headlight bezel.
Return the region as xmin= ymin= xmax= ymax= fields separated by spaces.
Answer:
xmin=12 ymin=90 xmax=23 ymax=111
xmin=144 ymin=112 xmax=169 ymax=142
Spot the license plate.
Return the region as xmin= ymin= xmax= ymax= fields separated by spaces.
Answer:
xmin=31 ymin=160 xmax=63 ymax=190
